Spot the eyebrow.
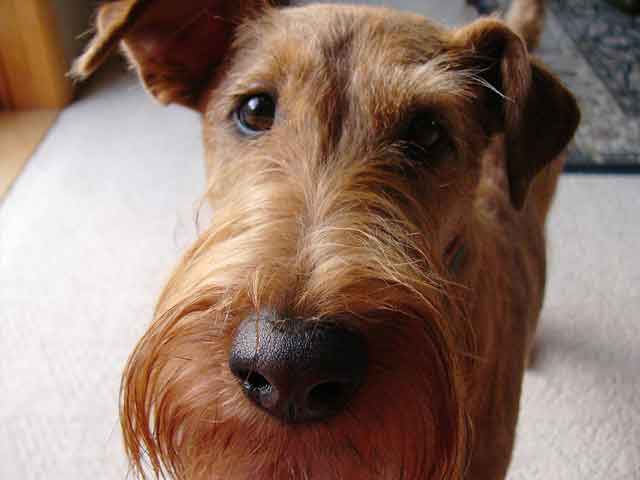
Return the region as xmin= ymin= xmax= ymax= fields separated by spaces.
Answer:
xmin=393 ymin=55 xmax=479 ymax=100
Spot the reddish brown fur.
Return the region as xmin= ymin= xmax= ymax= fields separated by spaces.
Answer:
xmin=74 ymin=2 xmax=578 ymax=479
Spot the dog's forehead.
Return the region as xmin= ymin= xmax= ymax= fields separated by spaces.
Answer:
xmin=249 ymin=5 xmax=451 ymax=63
xmin=233 ymin=5 xmax=455 ymax=82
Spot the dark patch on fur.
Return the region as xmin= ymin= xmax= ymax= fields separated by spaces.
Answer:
xmin=317 ymin=24 xmax=356 ymax=156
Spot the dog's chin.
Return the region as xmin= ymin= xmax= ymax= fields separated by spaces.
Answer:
xmin=220 ymin=457 xmax=400 ymax=480
xmin=201 ymin=431 xmax=395 ymax=480
xmin=179 ymin=409 xmax=435 ymax=480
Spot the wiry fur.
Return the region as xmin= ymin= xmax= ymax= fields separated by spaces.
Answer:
xmin=74 ymin=2 xmax=578 ymax=479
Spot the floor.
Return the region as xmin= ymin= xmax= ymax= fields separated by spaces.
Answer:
xmin=1 ymin=2 xmax=638 ymax=479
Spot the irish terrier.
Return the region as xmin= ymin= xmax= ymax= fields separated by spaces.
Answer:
xmin=73 ymin=0 xmax=579 ymax=478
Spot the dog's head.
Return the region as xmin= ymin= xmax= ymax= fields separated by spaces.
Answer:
xmin=75 ymin=1 xmax=578 ymax=478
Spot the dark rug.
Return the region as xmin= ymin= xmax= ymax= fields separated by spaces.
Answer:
xmin=490 ymin=0 xmax=640 ymax=167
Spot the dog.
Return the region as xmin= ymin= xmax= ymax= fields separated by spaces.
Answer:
xmin=73 ymin=0 xmax=579 ymax=478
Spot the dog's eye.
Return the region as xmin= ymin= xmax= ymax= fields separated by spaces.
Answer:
xmin=407 ymin=114 xmax=444 ymax=152
xmin=235 ymin=94 xmax=276 ymax=135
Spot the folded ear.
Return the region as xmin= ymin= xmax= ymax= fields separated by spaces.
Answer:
xmin=455 ymin=19 xmax=580 ymax=209
xmin=72 ymin=0 xmax=288 ymax=109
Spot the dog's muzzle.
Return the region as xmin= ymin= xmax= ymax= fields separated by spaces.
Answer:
xmin=229 ymin=311 xmax=368 ymax=424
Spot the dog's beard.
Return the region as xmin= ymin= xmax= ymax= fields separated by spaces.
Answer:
xmin=121 ymin=297 xmax=469 ymax=480
xmin=120 ymin=226 xmax=471 ymax=479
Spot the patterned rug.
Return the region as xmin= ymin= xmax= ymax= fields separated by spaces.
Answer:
xmin=495 ymin=0 xmax=640 ymax=167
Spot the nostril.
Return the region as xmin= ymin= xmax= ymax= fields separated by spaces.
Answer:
xmin=306 ymin=380 xmax=352 ymax=413
xmin=232 ymin=368 xmax=281 ymax=409
xmin=236 ymin=369 xmax=271 ymax=392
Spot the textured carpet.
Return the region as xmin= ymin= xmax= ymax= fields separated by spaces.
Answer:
xmin=1 ymin=4 xmax=639 ymax=480
xmin=500 ymin=0 xmax=640 ymax=166
xmin=530 ymin=0 xmax=640 ymax=166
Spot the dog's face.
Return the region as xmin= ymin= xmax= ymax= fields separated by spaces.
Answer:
xmin=75 ymin=2 xmax=578 ymax=479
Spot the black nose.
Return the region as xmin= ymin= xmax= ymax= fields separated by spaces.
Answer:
xmin=229 ymin=311 xmax=368 ymax=424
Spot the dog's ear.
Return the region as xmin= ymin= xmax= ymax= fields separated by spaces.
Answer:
xmin=72 ymin=0 xmax=289 ymax=109
xmin=454 ymin=19 xmax=580 ymax=209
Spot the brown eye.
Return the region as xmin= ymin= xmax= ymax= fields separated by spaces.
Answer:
xmin=235 ymin=94 xmax=276 ymax=135
xmin=407 ymin=114 xmax=444 ymax=151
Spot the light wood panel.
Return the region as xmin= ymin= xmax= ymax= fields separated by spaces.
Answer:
xmin=0 ymin=0 xmax=73 ymax=109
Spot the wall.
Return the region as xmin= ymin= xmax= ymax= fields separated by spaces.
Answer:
xmin=49 ymin=0 xmax=94 ymax=64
